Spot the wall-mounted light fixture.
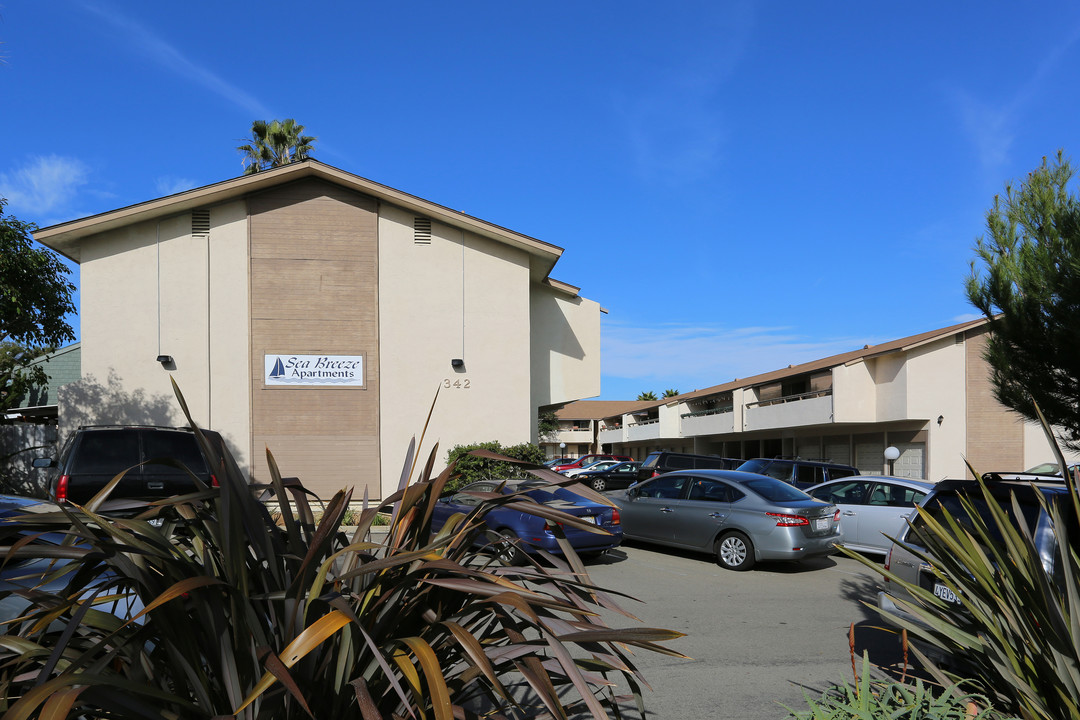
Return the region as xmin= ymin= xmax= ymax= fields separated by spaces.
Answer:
xmin=937 ymin=415 xmax=944 ymax=425
xmin=156 ymin=355 xmax=173 ymax=366
xmin=451 ymin=358 xmax=465 ymax=369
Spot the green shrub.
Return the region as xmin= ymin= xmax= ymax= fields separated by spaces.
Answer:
xmin=444 ymin=440 xmax=545 ymax=492
xmin=787 ymin=654 xmax=1005 ymax=719
xmin=0 ymin=382 xmax=684 ymax=718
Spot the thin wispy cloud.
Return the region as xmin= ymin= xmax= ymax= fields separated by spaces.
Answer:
xmin=951 ymin=21 xmax=1080 ymax=175
xmin=615 ymin=3 xmax=755 ymax=186
xmin=0 ymin=155 xmax=89 ymax=219
xmin=77 ymin=1 xmax=273 ymax=118
xmin=155 ymin=176 xmax=197 ymax=196
xmin=601 ymin=322 xmax=872 ymax=394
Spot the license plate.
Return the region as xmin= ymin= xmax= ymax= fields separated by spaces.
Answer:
xmin=813 ymin=518 xmax=829 ymax=531
xmin=933 ymin=582 xmax=960 ymax=604
xmin=582 ymin=515 xmax=597 ymax=525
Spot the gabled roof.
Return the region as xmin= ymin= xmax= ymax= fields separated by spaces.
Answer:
xmin=675 ymin=317 xmax=989 ymax=402
xmin=34 ymin=160 xmax=568 ymax=285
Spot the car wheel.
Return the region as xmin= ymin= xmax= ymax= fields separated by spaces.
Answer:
xmin=590 ymin=477 xmax=607 ymax=492
xmin=715 ymin=531 xmax=755 ymax=571
xmin=496 ymin=530 xmax=526 ymax=566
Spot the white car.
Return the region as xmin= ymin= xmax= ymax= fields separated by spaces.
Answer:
xmin=564 ymin=460 xmax=620 ymax=478
xmin=805 ymin=476 xmax=935 ymax=555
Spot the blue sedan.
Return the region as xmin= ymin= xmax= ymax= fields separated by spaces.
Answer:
xmin=431 ymin=479 xmax=623 ymax=564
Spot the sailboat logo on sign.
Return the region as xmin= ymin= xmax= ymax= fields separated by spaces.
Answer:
xmin=269 ymin=357 xmax=286 ymax=378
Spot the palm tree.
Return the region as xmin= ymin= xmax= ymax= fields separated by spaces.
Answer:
xmin=238 ymin=119 xmax=316 ymax=175
xmin=663 ymin=388 xmax=680 ymax=398
xmin=637 ymin=391 xmax=658 ymax=401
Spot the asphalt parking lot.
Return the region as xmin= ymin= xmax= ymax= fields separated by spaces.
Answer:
xmin=583 ymin=540 xmax=904 ymax=720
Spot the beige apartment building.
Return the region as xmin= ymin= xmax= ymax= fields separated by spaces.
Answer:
xmin=35 ymin=160 xmax=601 ymax=500
xmin=546 ymin=319 xmax=1079 ymax=480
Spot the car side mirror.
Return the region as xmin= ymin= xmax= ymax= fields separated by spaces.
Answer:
xmin=628 ymin=487 xmax=640 ymax=499
xmin=32 ymin=457 xmax=54 ymax=469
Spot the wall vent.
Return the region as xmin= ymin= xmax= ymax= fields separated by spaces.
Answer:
xmin=413 ymin=217 xmax=432 ymax=244
xmin=191 ymin=209 xmax=211 ymax=238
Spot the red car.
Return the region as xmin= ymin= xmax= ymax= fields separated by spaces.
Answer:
xmin=551 ymin=454 xmax=633 ymax=474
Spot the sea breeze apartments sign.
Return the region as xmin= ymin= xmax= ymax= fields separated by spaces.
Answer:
xmin=264 ymin=354 xmax=365 ymax=388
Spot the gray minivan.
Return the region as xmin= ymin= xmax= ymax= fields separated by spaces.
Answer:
xmin=878 ymin=472 xmax=1076 ymax=656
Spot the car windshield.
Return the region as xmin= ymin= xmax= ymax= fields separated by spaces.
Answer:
xmin=741 ymin=478 xmax=812 ymax=503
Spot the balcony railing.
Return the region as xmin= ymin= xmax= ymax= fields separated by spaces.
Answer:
xmin=681 ymin=410 xmax=735 ymax=437
xmin=680 ymin=407 xmax=733 ymax=418
xmin=598 ymin=427 xmax=624 ymax=444
xmin=626 ymin=421 xmax=662 ymax=442
xmin=745 ymin=391 xmax=833 ymax=430
xmin=745 ymin=388 xmax=831 ymax=408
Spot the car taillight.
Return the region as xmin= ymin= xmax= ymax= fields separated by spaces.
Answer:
xmin=651 ymin=470 xmax=660 ymax=478
xmin=610 ymin=507 xmax=621 ymax=525
xmin=56 ymin=475 xmax=69 ymax=503
xmin=211 ymin=474 xmax=219 ymax=488
xmin=884 ymin=545 xmax=892 ymax=572
xmin=833 ymin=509 xmax=840 ymax=522
xmin=766 ymin=512 xmax=809 ymax=527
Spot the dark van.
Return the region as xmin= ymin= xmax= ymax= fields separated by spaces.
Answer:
xmin=636 ymin=452 xmax=742 ymax=483
xmin=736 ymin=458 xmax=859 ymax=489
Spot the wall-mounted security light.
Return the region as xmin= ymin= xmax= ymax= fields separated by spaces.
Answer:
xmin=451 ymin=359 xmax=465 ymax=369
xmin=156 ymin=355 xmax=173 ymax=366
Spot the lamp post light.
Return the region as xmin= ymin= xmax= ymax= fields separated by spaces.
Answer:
xmin=884 ymin=446 xmax=900 ymax=476
xmin=559 ymin=442 xmax=566 ymax=459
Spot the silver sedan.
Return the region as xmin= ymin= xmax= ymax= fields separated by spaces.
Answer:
xmin=612 ymin=469 xmax=841 ymax=571
xmin=805 ymin=475 xmax=934 ymax=555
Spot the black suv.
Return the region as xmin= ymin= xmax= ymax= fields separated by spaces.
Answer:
xmin=736 ymin=457 xmax=859 ymax=489
xmin=34 ymin=426 xmax=225 ymax=505
xmin=636 ymin=452 xmax=742 ymax=483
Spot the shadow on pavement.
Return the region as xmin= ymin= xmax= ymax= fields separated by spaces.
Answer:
xmin=619 ymin=537 xmax=849 ymax=574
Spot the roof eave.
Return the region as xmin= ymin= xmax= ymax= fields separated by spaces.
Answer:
xmin=34 ymin=161 xmax=564 ymax=277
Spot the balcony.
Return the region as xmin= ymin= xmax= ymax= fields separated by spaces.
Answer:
xmin=556 ymin=428 xmax=592 ymax=444
xmin=626 ymin=419 xmax=662 ymax=442
xmin=745 ymin=390 xmax=833 ymax=431
xmin=598 ymin=426 xmax=625 ymax=445
xmin=681 ymin=408 xmax=735 ymax=436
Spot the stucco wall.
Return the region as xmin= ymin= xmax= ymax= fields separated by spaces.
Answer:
xmin=65 ymin=203 xmax=251 ymax=467
xmin=831 ymin=361 xmax=876 ymax=422
xmin=529 ymin=285 xmax=601 ymax=413
xmin=378 ymin=204 xmax=533 ymax=496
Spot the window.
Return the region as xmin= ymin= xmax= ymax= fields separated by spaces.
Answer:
xmin=71 ymin=431 xmax=140 ymax=474
xmin=868 ymin=483 xmax=925 ymax=508
xmin=668 ymin=455 xmax=693 ymax=470
xmin=798 ymin=464 xmax=826 ymax=486
xmin=687 ymin=478 xmax=733 ymax=502
xmin=810 ymin=480 xmax=871 ymax=505
xmin=639 ymin=474 xmax=688 ymax=499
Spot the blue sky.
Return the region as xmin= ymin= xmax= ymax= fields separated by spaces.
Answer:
xmin=3 ymin=2 xmax=1080 ymax=400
